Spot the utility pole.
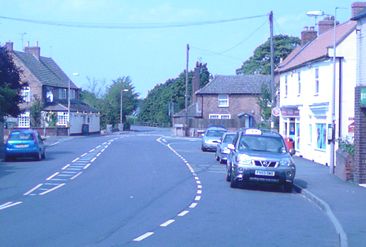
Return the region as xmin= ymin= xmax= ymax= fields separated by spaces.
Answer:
xmin=185 ymin=44 xmax=190 ymax=136
xmin=269 ymin=11 xmax=275 ymax=129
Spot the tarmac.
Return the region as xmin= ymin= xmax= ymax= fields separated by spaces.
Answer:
xmin=293 ymin=157 xmax=366 ymax=247
xmin=34 ymin=132 xmax=366 ymax=247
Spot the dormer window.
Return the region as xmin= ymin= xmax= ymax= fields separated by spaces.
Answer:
xmin=59 ymin=88 xmax=67 ymax=99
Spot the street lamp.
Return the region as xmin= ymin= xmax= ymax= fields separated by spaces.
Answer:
xmin=120 ymin=88 xmax=129 ymax=131
xmin=306 ymin=8 xmax=340 ymax=174
xmin=68 ymin=72 xmax=79 ymax=136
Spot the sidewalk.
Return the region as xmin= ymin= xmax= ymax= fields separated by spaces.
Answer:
xmin=293 ymin=157 xmax=366 ymax=247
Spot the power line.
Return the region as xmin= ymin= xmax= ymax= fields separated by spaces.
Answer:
xmin=0 ymin=14 xmax=267 ymax=29
xmin=190 ymin=45 xmax=243 ymax=61
xmin=219 ymin=18 xmax=268 ymax=54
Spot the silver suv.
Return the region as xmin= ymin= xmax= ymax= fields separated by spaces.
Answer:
xmin=201 ymin=126 xmax=227 ymax=152
xmin=226 ymin=128 xmax=296 ymax=192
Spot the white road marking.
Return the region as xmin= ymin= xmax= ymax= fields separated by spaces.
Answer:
xmin=160 ymin=219 xmax=175 ymax=227
xmin=70 ymin=172 xmax=82 ymax=180
xmin=0 ymin=201 xmax=23 ymax=210
xmin=197 ymin=190 xmax=202 ymax=194
xmin=24 ymin=183 xmax=43 ymax=195
xmin=84 ymin=163 xmax=92 ymax=169
xmin=89 ymin=148 xmax=95 ymax=152
xmin=62 ymin=164 xmax=70 ymax=170
xmin=195 ymin=196 xmax=202 ymax=201
xmin=46 ymin=172 xmax=60 ymax=181
xmin=0 ymin=202 xmax=13 ymax=209
xmin=81 ymin=152 xmax=88 ymax=157
xmin=133 ymin=232 xmax=154 ymax=242
xmin=96 ymin=145 xmax=101 ymax=148
xmin=61 ymin=171 xmax=78 ymax=174
xmin=91 ymin=157 xmax=97 ymax=162
xmin=189 ymin=202 xmax=198 ymax=208
xmin=178 ymin=210 xmax=189 ymax=216
xmin=67 ymin=167 xmax=83 ymax=171
xmin=196 ymin=180 xmax=201 ymax=184
xmin=197 ymin=185 xmax=202 ymax=189
xmin=97 ymin=153 xmax=101 ymax=157
xmin=39 ymin=183 xmax=65 ymax=195
xmin=72 ymin=157 xmax=80 ymax=163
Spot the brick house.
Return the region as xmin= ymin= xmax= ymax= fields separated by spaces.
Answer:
xmin=351 ymin=4 xmax=366 ymax=184
xmin=173 ymin=72 xmax=270 ymax=136
xmin=3 ymin=42 xmax=100 ymax=135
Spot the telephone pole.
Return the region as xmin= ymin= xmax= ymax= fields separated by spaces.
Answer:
xmin=269 ymin=11 xmax=275 ymax=129
xmin=185 ymin=44 xmax=190 ymax=136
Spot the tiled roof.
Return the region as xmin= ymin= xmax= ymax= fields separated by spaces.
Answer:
xmin=14 ymin=51 xmax=78 ymax=89
xmin=196 ymin=75 xmax=271 ymax=95
xmin=352 ymin=8 xmax=366 ymax=20
xmin=277 ymin=20 xmax=356 ymax=72
xmin=44 ymin=102 xmax=98 ymax=113
xmin=173 ymin=103 xmax=201 ymax=118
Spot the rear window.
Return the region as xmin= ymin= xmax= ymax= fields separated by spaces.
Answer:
xmin=223 ymin=134 xmax=236 ymax=143
xmin=9 ymin=132 xmax=34 ymax=141
xmin=206 ymin=129 xmax=226 ymax=137
xmin=238 ymin=135 xmax=285 ymax=153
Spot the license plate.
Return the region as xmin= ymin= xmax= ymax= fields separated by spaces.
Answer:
xmin=15 ymin=144 xmax=28 ymax=148
xmin=255 ymin=170 xmax=275 ymax=177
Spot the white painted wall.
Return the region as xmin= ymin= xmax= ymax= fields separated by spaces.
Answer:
xmin=279 ymin=30 xmax=357 ymax=165
xmin=70 ymin=113 xmax=100 ymax=135
xmin=356 ymin=18 xmax=366 ymax=86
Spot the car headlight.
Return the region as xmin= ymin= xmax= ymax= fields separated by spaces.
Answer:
xmin=280 ymin=158 xmax=294 ymax=167
xmin=222 ymin=147 xmax=231 ymax=154
xmin=236 ymin=154 xmax=252 ymax=165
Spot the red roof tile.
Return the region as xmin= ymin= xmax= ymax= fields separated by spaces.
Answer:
xmin=277 ymin=20 xmax=356 ymax=72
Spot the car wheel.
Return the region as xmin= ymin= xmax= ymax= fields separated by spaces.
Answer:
xmin=215 ymin=155 xmax=220 ymax=161
xmin=226 ymin=163 xmax=232 ymax=181
xmin=230 ymin=177 xmax=239 ymax=188
xmin=283 ymin=182 xmax=293 ymax=193
xmin=219 ymin=158 xmax=226 ymax=164
xmin=201 ymin=146 xmax=206 ymax=152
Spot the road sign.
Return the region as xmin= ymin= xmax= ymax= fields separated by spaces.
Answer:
xmin=272 ymin=107 xmax=280 ymax=117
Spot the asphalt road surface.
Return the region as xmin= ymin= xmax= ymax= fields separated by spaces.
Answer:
xmin=0 ymin=127 xmax=338 ymax=246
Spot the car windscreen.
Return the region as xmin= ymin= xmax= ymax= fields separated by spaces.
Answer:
xmin=238 ymin=135 xmax=286 ymax=153
xmin=223 ymin=134 xmax=236 ymax=143
xmin=206 ymin=130 xmax=226 ymax=137
xmin=9 ymin=132 xmax=34 ymax=141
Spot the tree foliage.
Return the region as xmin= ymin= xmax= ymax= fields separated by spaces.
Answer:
xmin=0 ymin=46 xmax=23 ymax=120
xmin=80 ymin=76 xmax=139 ymax=129
xmin=138 ymin=64 xmax=210 ymax=125
xmin=236 ymin=35 xmax=300 ymax=75
xmin=30 ymin=96 xmax=43 ymax=127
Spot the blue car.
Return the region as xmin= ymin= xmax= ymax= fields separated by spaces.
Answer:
xmin=4 ymin=129 xmax=46 ymax=161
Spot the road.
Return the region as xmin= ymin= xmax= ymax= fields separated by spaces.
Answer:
xmin=0 ymin=127 xmax=338 ymax=246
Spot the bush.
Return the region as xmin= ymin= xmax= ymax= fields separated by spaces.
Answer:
xmin=338 ymin=137 xmax=355 ymax=157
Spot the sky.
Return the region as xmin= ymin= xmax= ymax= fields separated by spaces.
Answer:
xmin=0 ymin=0 xmax=358 ymax=98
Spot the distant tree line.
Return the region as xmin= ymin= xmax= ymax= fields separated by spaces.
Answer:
xmin=137 ymin=63 xmax=210 ymax=126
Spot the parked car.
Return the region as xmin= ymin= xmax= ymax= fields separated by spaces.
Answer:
xmin=201 ymin=126 xmax=227 ymax=152
xmin=226 ymin=128 xmax=296 ymax=192
xmin=4 ymin=129 xmax=46 ymax=161
xmin=215 ymin=132 xmax=236 ymax=164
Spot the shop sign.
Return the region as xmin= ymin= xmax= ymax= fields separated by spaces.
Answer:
xmin=281 ymin=107 xmax=299 ymax=117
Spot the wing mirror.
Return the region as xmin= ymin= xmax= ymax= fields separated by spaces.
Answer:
xmin=289 ymin=148 xmax=296 ymax=156
xmin=227 ymin=144 xmax=235 ymax=150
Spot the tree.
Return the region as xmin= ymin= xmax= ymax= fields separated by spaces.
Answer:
xmin=138 ymin=63 xmax=211 ymax=125
xmin=30 ymin=96 xmax=43 ymax=127
xmin=236 ymin=35 xmax=300 ymax=75
xmin=0 ymin=46 xmax=23 ymax=120
xmin=257 ymin=83 xmax=272 ymax=129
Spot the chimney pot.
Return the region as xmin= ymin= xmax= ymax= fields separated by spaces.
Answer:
xmin=318 ymin=16 xmax=338 ymax=35
xmin=301 ymin=26 xmax=317 ymax=46
xmin=4 ymin=41 xmax=14 ymax=52
xmin=24 ymin=42 xmax=41 ymax=59
xmin=352 ymin=2 xmax=366 ymax=18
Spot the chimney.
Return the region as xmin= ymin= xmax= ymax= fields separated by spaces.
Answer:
xmin=352 ymin=2 xmax=366 ymax=18
xmin=4 ymin=41 xmax=14 ymax=52
xmin=301 ymin=26 xmax=317 ymax=46
xmin=24 ymin=41 xmax=40 ymax=59
xmin=192 ymin=62 xmax=201 ymax=103
xmin=318 ymin=16 xmax=338 ymax=35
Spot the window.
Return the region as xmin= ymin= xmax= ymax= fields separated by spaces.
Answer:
xmin=59 ymin=88 xmax=67 ymax=99
xmin=209 ymin=114 xmax=231 ymax=119
xmin=314 ymin=68 xmax=319 ymax=95
xmin=70 ymin=89 xmax=76 ymax=99
xmin=309 ymin=124 xmax=313 ymax=145
xmin=57 ymin=112 xmax=68 ymax=126
xmin=21 ymin=86 xmax=31 ymax=102
xmin=218 ymin=94 xmax=229 ymax=107
xmin=284 ymin=75 xmax=288 ymax=97
xmin=297 ymin=72 xmax=301 ymax=95
xmin=18 ymin=111 xmax=30 ymax=127
xmin=315 ymin=123 xmax=326 ymax=150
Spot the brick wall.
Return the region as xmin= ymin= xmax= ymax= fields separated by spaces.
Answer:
xmin=354 ymin=86 xmax=366 ymax=183
xmin=201 ymin=94 xmax=261 ymax=123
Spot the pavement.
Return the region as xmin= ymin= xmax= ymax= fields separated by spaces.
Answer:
xmin=293 ymin=157 xmax=366 ymax=247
